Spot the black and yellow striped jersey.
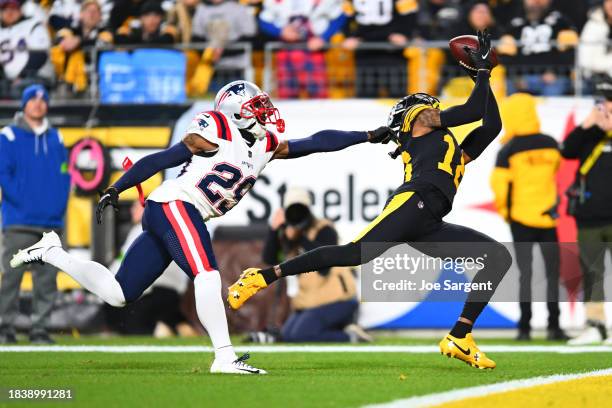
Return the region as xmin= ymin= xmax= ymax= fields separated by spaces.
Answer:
xmin=490 ymin=133 xmax=560 ymax=228
xmin=393 ymin=127 xmax=465 ymax=215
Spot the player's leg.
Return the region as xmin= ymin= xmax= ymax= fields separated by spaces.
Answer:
xmin=11 ymin=231 xmax=127 ymax=307
xmin=229 ymin=191 xmax=437 ymax=309
xmin=149 ymin=200 xmax=264 ymax=374
xmin=509 ymin=222 xmax=536 ymax=339
xmin=537 ymin=227 xmax=566 ymax=340
xmin=414 ymin=222 xmax=512 ymax=369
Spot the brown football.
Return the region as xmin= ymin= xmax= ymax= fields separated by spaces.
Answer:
xmin=449 ymin=35 xmax=498 ymax=71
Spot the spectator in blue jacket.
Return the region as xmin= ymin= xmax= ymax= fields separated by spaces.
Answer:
xmin=0 ymin=85 xmax=71 ymax=344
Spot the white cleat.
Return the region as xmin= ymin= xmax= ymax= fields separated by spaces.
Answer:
xmin=210 ymin=353 xmax=267 ymax=375
xmin=603 ymin=335 xmax=612 ymax=345
xmin=567 ymin=326 xmax=605 ymax=346
xmin=10 ymin=231 xmax=61 ymax=268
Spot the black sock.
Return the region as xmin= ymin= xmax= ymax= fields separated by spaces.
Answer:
xmin=260 ymin=267 xmax=278 ymax=285
xmin=450 ymin=321 xmax=472 ymax=338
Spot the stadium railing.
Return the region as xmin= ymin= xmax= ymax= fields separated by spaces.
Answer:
xmin=262 ymin=39 xmax=593 ymax=100
xmin=4 ymin=38 xmax=608 ymax=103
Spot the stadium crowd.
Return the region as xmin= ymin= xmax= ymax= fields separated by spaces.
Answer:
xmin=0 ymin=0 xmax=609 ymax=100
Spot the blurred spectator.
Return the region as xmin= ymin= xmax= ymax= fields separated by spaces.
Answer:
xmin=260 ymin=188 xmax=369 ymax=343
xmin=0 ymin=0 xmax=52 ymax=98
xmin=106 ymin=202 xmax=198 ymax=338
xmin=188 ymin=0 xmax=256 ymax=94
xmin=490 ymin=93 xmax=567 ymax=342
xmin=561 ymin=76 xmax=612 ymax=346
xmin=552 ymin=0 xmax=591 ymax=31
xmin=342 ymin=0 xmax=419 ymax=98
xmin=109 ymin=0 xmax=146 ymax=32
xmin=0 ymin=85 xmax=71 ymax=344
xmin=578 ymin=0 xmax=612 ymax=83
xmin=499 ymin=0 xmax=578 ymax=96
xmin=259 ymin=0 xmax=346 ymax=98
xmin=450 ymin=1 xmax=500 ymax=39
xmin=49 ymin=0 xmax=113 ymax=31
xmin=114 ymin=1 xmax=177 ymax=45
xmin=51 ymin=0 xmax=113 ymax=94
xmin=486 ymin=0 xmax=519 ymax=28
xmin=166 ymin=0 xmax=200 ymax=45
xmin=417 ymin=0 xmax=462 ymax=41
xmin=415 ymin=0 xmax=462 ymax=95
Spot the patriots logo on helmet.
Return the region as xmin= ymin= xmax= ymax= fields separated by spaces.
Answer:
xmin=198 ymin=118 xmax=209 ymax=129
xmin=227 ymin=83 xmax=246 ymax=96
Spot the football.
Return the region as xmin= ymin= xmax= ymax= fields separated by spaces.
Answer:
xmin=449 ymin=34 xmax=498 ymax=72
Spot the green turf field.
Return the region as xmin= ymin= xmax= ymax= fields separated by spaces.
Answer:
xmin=1 ymin=337 xmax=611 ymax=408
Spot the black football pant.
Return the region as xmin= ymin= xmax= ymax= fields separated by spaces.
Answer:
xmin=278 ymin=190 xmax=512 ymax=324
xmin=510 ymin=221 xmax=560 ymax=332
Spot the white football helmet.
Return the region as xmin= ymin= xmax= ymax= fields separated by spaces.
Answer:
xmin=214 ymin=80 xmax=285 ymax=139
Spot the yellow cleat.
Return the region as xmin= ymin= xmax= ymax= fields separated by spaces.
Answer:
xmin=227 ymin=268 xmax=268 ymax=310
xmin=439 ymin=333 xmax=496 ymax=369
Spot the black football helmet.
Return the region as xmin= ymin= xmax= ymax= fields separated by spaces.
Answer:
xmin=387 ymin=93 xmax=441 ymax=133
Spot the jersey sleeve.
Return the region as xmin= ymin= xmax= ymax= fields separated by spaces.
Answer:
xmin=185 ymin=111 xmax=233 ymax=145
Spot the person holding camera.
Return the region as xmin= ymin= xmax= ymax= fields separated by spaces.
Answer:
xmin=262 ymin=187 xmax=369 ymax=343
xmin=561 ymin=75 xmax=612 ymax=345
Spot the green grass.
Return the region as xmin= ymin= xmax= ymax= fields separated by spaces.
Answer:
xmin=0 ymin=338 xmax=611 ymax=408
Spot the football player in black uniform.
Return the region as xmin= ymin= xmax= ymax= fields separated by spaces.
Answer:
xmin=229 ymin=31 xmax=509 ymax=369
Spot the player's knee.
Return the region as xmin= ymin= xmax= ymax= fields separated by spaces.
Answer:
xmin=490 ymin=243 xmax=512 ymax=275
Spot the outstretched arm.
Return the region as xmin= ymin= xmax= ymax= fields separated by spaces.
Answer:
xmin=411 ymin=70 xmax=492 ymax=135
xmin=96 ymin=134 xmax=217 ymax=223
xmin=112 ymin=134 xmax=217 ymax=193
xmin=272 ymin=127 xmax=394 ymax=160
xmin=459 ymin=87 xmax=502 ymax=163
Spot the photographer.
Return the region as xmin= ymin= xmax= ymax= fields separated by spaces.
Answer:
xmin=561 ymin=75 xmax=612 ymax=345
xmin=262 ymin=187 xmax=369 ymax=343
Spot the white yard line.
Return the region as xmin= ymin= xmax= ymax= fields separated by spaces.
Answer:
xmin=363 ymin=367 xmax=612 ymax=408
xmin=0 ymin=345 xmax=612 ymax=353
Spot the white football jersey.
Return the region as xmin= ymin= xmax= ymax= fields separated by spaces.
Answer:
xmin=0 ymin=17 xmax=50 ymax=79
xmin=148 ymin=110 xmax=279 ymax=221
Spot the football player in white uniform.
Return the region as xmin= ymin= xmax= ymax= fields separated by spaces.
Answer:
xmin=11 ymin=80 xmax=393 ymax=374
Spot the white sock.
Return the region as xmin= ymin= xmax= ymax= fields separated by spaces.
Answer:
xmin=194 ymin=271 xmax=237 ymax=362
xmin=44 ymin=247 xmax=126 ymax=307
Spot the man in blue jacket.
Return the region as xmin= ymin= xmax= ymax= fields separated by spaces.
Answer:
xmin=0 ymin=85 xmax=70 ymax=344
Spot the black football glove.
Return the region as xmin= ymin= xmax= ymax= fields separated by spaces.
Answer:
xmin=368 ymin=126 xmax=396 ymax=144
xmin=96 ymin=187 xmax=119 ymax=224
xmin=463 ymin=29 xmax=493 ymax=77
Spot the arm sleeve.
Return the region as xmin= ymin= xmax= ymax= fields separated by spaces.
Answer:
xmin=0 ymin=134 xmax=18 ymax=202
xmin=560 ymin=125 xmax=605 ymax=159
xmin=459 ymin=87 xmax=502 ymax=160
xmin=321 ymin=13 xmax=347 ymax=42
xmin=440 ymin=70 xmax=491 ymax=128
xmin=262 ymin=227 xmax=283 ymax=265
xmin=299 ymin=225 xmax=338 ymax=276
xmin=112 ymin=142 xmax=193 ymax=193
xmin=286 ymin=130 xmax=368 ymax=159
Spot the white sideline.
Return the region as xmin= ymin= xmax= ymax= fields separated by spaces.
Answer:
xmin=1 ymin=345 xmax=612 ymax=353
xmin=363 ymin=367 xmax=612 ymax=408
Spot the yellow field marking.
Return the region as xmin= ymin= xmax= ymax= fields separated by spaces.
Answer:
xmin=364 ymin=368 xmax=612 ymax=408
xmin=435 ymin=374 xmax=612 ymax=408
